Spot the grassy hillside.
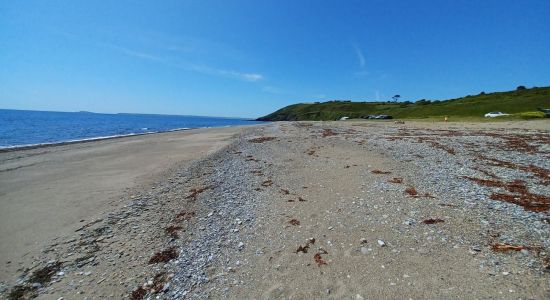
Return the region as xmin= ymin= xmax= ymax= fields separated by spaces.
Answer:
xmin=257 ymin=86 xmax=550 ymax=121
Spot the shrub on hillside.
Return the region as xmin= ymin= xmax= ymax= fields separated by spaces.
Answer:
xmin=516 ymin=111 xmax=546 ymax=119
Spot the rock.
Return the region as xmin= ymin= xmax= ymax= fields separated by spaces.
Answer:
xmin=237 ymin=242 xmax=245 ymax=250
xmin=403 ymin=219 xmax=416 ymax=226
xmin=31 ymin=282 xmax=42 ymax=289
xmin=360 ymin=238 xmax=368 ymax=244
xmin=356 ymin=294 xmax=364 ymax=300
xmin=377 ymin=240 xmax=386 ymax=247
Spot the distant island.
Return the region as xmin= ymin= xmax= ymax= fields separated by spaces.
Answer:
xmin=257 ymin=86 xmax=550 ymax=121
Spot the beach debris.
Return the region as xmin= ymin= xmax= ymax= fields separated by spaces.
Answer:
xmin=130 ymin=287 xmax=147 ymax=300
xmin=491 ymin=244 xmax=528 ymax=253
xmin=405 ymin=187 xmax=418 ymax=197
xmin=489 ymin=191 xmax=550 ymax=212
xmin=175 ymin=210 xmax=195 ymax=222
xmin=422 ymin=218 xmax=445 ymax=224
xmin=314 ymin=253 xmax=327 ymax=266
xmin=8 ymin=261 xmax=63 ymax=299
xmin=185 ymin=186 xmax=209 ymax=200
xmin=280 ymin=188 xmax=290 ymax=195
xmin=296 ymin=238 xmax=316 ymax=253
xmin=149 ymin=247 xmax=179 ymax=264
xmin=388 ymin=177 xmax=403 ymax=183
xmin=245 ymin=155 xmax=259 ymax=162
xmin=462 ymin=176 xmax=549 ymax=211
xmin=306 ymin=149 xmax=316 ymax=156
xmin=148 ymin=272 xmax=171 ymax=294
xmin=251 ymin=170 xmax=263 ymax=176
xmin=261 ymin=180 xmax=273 ymax=187
xmin=298 ymin=196 xmax=307 ymax=202
xmin=322 ymin=128 xmax=337 ymax=137
xmin=289 ymin=219 xmax=300 ymax=226
xmin=371 ymin=169 xmax=391 ymax=175
xmin=164 ymin=225 xmax=183 ymax=238
xmin=248 ymin=136 xmax=276 ymax=143
xmin=360 ymin=238 xmax=368 ymax=244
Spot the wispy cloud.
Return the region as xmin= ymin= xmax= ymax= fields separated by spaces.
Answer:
xmin=53 ymin=29 xmax=264 ymax=83
xmin=262 ymin=85 xmax=285 ymax=94
xmin=190 ymin=64 xmax=263 ymax=82
xmin=104 ymin=44 xmax=164 ymax=62
xmin=102 ymin=42 xmax=263 ymax=82
xmin=352 ymin=43 xmax=366 ymax=68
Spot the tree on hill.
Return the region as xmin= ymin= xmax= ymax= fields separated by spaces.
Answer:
xmin=392 ymin=95 xmax=401 ymax=102
xmin=516 ymin=85 xmax=526 ymax=90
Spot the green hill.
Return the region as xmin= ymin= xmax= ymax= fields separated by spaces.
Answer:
xmin=257 ymin=86 xmax=550 ymax=121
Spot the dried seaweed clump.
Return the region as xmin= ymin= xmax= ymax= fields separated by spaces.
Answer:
xmin=175 ymin=210 xmax=195 ymax=222
xmin=322 ymin=129 xmax=337 ymax=137
xmin=422 ymin=218 xmax=444 ymax=224
xmin=296 ymin=238 xmax=316 ymax=253
xmin=149 ymin=247 xmax=179 ymax=264
xmin=165 ymin=225 xmax=183 ymax=238
xmin=130 ymin=287 xmax=148 ymax=300
xmin=491 ymin=244 xmax=528 ymax=252
xmin=314 ymin=253 xmax=327 ymax=266
xmin=289 ymin=219 xmax=300 ymax=226
xmin=185 ymin=186 xmax=209 ymax=200
xmin=388 ymin=177 xmax=403 ymax=183
xmin=249 ymin=136 xmax=276 ymax=143
xmin=371 ymin=169 xmax=391 ymax=175
xmin=405 ymin=187 xmax=418 ymax=197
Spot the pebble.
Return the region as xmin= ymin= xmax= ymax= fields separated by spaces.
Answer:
xmin=377 ymin=240 xmax=386 ymax=247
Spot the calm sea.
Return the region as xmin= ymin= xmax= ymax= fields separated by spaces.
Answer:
xmin=0 ymin=109 xmax=263 ymax=148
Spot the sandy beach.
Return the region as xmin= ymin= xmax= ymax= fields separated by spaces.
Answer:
xmin=0 ymin=127 xmax=247 ymax=284
xmin=1 ymin=120 xmax=549 ymax=299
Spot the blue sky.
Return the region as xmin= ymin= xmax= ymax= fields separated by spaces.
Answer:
xmin=1 ymin=0 xmax=549 ymax=118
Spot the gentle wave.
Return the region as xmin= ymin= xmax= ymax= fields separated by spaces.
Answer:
xmin=0 ymin=109 xmax=264 ymax=148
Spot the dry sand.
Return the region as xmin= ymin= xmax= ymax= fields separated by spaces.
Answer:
xmin=0 ymin=126 xmax=248 ymax=282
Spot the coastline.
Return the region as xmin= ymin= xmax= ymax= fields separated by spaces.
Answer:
xmin=0 ymin=122 xmax=265 ymax=153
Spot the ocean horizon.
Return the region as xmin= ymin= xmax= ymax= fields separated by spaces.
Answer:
xmin=0 ymin=109 xmax=263 ymax=149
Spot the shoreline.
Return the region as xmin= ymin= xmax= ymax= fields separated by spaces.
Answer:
xmin=0 ymin=123 xmax=266 ymax=153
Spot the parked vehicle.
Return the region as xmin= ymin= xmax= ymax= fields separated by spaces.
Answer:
xmin=362 ymin=114 xmax=393 ymax=119
xmin=538 ymin=108 xmax=550 ymax=117
xmin=484 ymin=112 xmax=509 ymax=118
